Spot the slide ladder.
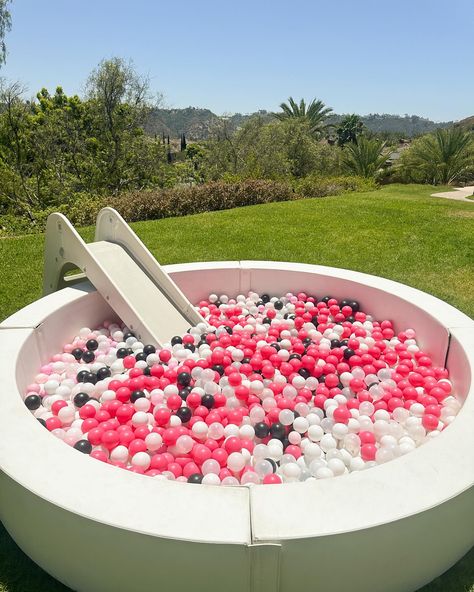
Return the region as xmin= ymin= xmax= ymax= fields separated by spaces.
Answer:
xmin=43 ymin=208 xmax=206 ymax=346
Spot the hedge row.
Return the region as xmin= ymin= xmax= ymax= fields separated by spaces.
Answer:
xmin=0 ymin=176 xmax=376 ymax=236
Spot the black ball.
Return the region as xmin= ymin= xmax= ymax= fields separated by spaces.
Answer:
xmin=349 ymin=300 xmax=360 ymax=313
xmin=37 ymin=417 xmax=47 ymax=427
xmin=241 ymin=358 xmax=250 ymax=364
xmin=343 ymin=348 xmax=355 ymax=360
xmin=270 ymin=343 xmax=280 ymax=351
xmin=340 ymin=339 xmax=349 ymax=347
xmin=179 ymin=386 xmax=192 ymax=400
xmin=71 ymin=348 xmax=83 ymax=361
xmin=96 ymin=367 xmax=111 ymax=381
xmin=222 ymin=326 xmax=233 ymax=335
xmin=320 ymin=296 xmax=331 ymax=304
xmin=330 ymin=339 xmax=341 ymax=349
xmin=346 ymin=316 xmax=355 ymax=323
xmin=85 ymin=372 xmax=97 ymax=385
xmin=175 ymin=406 xmax=192 ymax=423
xmin=264 ymin=458 xmax=278 ymax=472
xmin=116 ymin=347 xmax=128 ymax=359
xmin=81 ymin=350 xmax=95 ymax=363
xmin=201 ymin=394 xmax=215 ymax=409
xmin=76 ymin=370 xmax=90 ymax=383
xmin=274 ymin=300 xmax=283 ymax=310
xmin=143 ymin=367 xmax=151 ymax=376
xmin=177 ymin=372 xmax=192 ymax=386
xmin=212 ymin=365 xmax=224 ymax=376
xmin=302 ymin=338 xmax=312 ymax=346
xmin=123 ymin=331 xmax=136 ymax=340
xmin=73 ymin=392 xmax=90 ymax=408
xmin=183 ymin=343 xmax=195 ymax=352
xmin=187 ymin=473 xmax=203 ymax=484
xmin=171 ymin=336 xmax=183 ymax=346
xmin=270 ymin=422 xmax=286 ymax=440
xmin=289 ymin=353 xmax=301 ymax=361
xmin=143 ymin=344 xmax=156 ymax=356
xmin=74 ymin=439 xmax=92 ymax=454
xmin=130 ymin=390 xmax=146 ymax=402
xmin=261 ymin=294 xmax=270 ymax=303
xmin=24 ymin=394 xmax=41 ymax=410
xmin=254 ymin=422 xmax=269 ymax=438
xmin=298 ymin=368 xmax=310 ymax=379
xmin=340 ymin=299 xmax=350 ymax=308
xmin=86 ymin=339 xmax=98 ymax=351
xmin=127 ymin=348 xmax=134 ymax=356
xmin=262 ymin=317 xmax=271 ymax=325
xmin=135 ymin=352 xmax=147 ymax=362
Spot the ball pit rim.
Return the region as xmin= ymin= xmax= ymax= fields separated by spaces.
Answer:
xmin=0 ymin=261 xmax=473 ymax=545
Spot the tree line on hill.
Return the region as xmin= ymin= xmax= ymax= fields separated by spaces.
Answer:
xmin=0 ymin=57 xmax=472 ymax=233
xmin=146 ymin=107 xmax=453 ymax=142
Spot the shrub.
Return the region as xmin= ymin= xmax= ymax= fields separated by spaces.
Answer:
xmin=397 ymin=128 xmax=474 ymax=185
xmin=111 ymin=180 xmax=296 ymax=222
xmin=0 ymin=176 xmax=374 ymax=236
xmin=293 ymin=175 xmax=376 ymax=198
xmin=342 ymin=137 xmax=390 ymax=178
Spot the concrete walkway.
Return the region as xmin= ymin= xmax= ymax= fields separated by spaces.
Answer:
xmin=431 ymin=185 xmax=474 ymax=203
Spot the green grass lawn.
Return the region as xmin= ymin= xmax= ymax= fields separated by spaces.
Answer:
xmin=0 ymin=183 xmax=473 ymax=591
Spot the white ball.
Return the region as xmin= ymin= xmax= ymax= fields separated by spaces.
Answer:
xmin=145 ymin=432 xmax=162 ymax=451
xmin=327 ymin=458 xmax=346 ymax=476
xmin=320 ymin=434 xmax=337 ymax=452
xmin=227 ymin=452 xmax=246 ymax=472
xmin=131 ymin=452 xmax=151 ymax=469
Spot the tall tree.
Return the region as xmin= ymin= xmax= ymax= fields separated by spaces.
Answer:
xmin=275 ymin=97 xmax=332 ymax=138
xmin=0 ymin=0 xmax=11 ymax=67
xmin=86 ymin=57 xmax=156 ymax=192
xmin=336 ymin=114 xmax=364 ymax=147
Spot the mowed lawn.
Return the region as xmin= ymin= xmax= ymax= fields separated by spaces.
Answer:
xmin=0 ymin=183 xmax=473 ymax=592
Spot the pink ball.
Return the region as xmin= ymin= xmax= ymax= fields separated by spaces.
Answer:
xmin=361 ymin=444 xmax=377 ymax=461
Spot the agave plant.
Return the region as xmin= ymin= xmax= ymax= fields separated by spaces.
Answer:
xmin=402 ymin=128 xmax=473 ymax=185
xmin=342 ymin=136 xmax=390 ymax=178
xmin=275 ymin=97 xmax=333 ymax=137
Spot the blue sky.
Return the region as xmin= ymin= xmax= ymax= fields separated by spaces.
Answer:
xmin=2 ymin=0 xmax=473 ymax=121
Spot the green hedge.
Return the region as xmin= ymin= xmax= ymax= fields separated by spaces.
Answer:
xmin=0 ymin=176 xmax=376 ymax=236
xmin=293 ymin=175 xmax=376 ymax=197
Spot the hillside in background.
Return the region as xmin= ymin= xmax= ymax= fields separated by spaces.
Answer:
xmin=454 ymin=115 xmax=474 ymax=131
xmin=145 ymin=107 xmax=453 ymax=140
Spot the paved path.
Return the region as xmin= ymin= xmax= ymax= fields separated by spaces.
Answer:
xmin=431 ymin=185 xmax=474 ymax=203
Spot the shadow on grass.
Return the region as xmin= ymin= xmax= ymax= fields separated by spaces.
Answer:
xmin=418 ymin=546 xmax=474 ymax=592
xmin=0 ymin=520 xmax=472 ymax=591
xmin=0 ymin=522 xmax=69 ymax=592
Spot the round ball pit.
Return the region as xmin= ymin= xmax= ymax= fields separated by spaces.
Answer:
xmin=0 ymin=261 xmax=473 ymax=592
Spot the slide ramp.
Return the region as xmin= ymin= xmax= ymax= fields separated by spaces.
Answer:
xmin=43 ymin=208 xmax=206 ymax=346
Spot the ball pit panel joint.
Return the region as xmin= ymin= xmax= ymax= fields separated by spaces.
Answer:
xmin=249 ymin=544 xmax=281 ymax=592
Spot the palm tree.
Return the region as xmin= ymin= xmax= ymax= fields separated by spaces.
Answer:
xmin=342 ymin=136 xmax=390 ymax=178
xmin=402 ymin=128 xmax=473 ymax=185
xmin=275 ymin=97 xmax=332 ymax=137
xmin=336 ymin=114 xmax=364 ymax=147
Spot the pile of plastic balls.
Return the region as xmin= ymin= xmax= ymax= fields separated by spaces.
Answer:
xmin=23 ymin=291 xmax=461 ymax=485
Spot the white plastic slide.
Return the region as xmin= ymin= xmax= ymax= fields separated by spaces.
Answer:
xmin=43 ymin=208 xmax=206 ymax=346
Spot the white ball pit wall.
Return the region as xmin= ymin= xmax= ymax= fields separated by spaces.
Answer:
xmin=0 ymin=261 xmax=473 ymax=592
